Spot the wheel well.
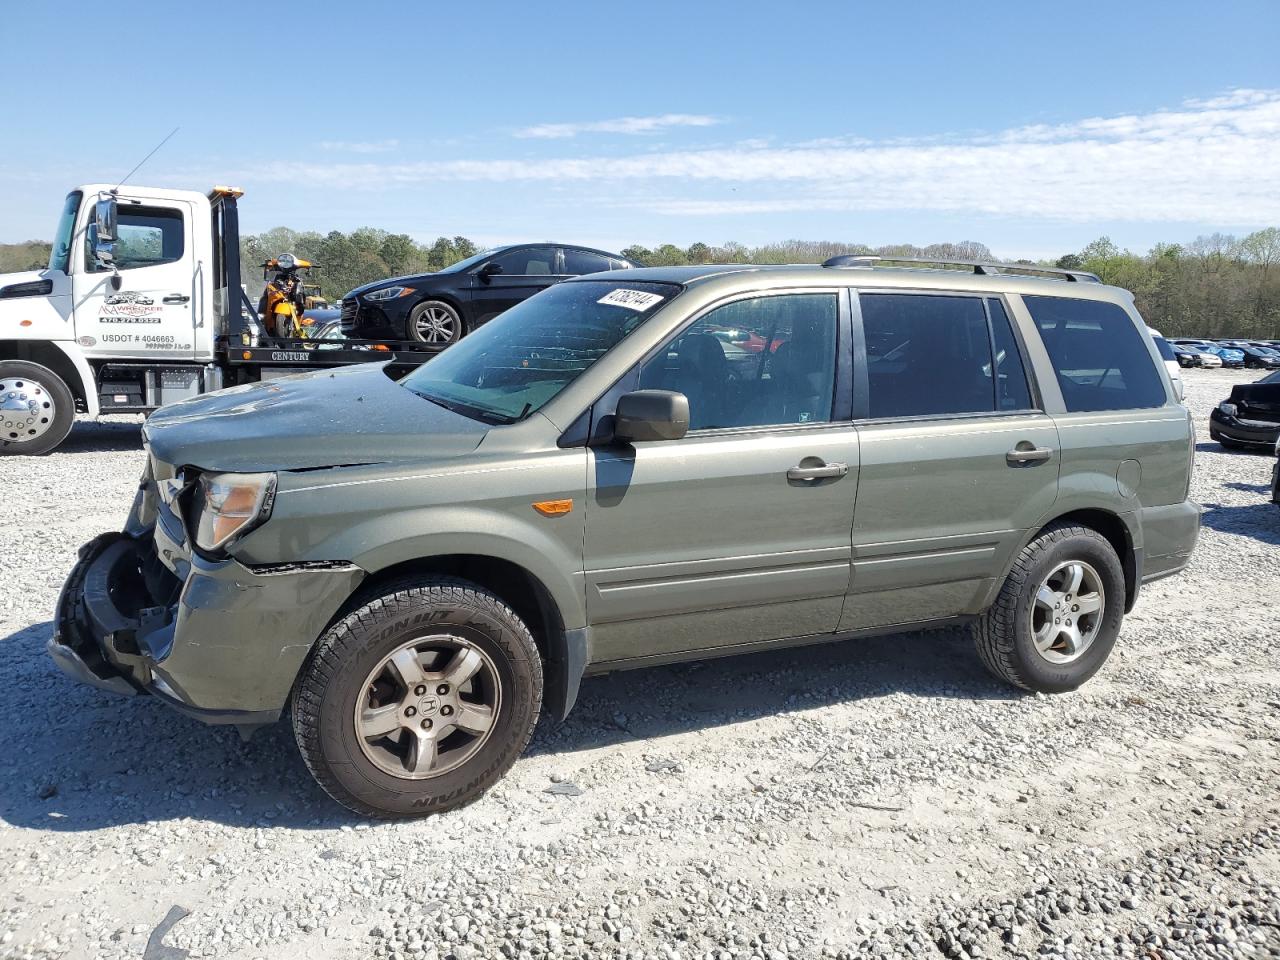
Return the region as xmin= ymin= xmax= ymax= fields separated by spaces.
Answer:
xmin=0 ymin=340 xmax=89 ymax=412
xmin=1035 ymin=509 xmax=1138 ymax=610
xmin=350 ymin=555 xmax=570 ymax=706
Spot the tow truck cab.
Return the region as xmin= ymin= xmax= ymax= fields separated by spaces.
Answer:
xmin=0 ymin=185 xmax=437 ymax=455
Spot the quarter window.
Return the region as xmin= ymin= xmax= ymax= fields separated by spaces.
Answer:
xmin=861 ymin=293 xmax=1020 ymax=418
xmin=85 ymin=205 xmax=184 ymax=272
xmin=639 ymin=293 xmax=839 ymax=430
xmin=1023 ymin=296 xmax=1166 ymax=412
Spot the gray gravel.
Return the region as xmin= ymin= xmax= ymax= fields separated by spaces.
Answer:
xmin=1 ymin=369 xmax=1277 ymax=960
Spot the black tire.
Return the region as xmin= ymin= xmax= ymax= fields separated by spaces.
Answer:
xmin=0 ymin=360 xmax=76 ymax=456
xmin=407 ymin=300 xmax=464 ymax=345
xmin=291 ymin=575 xmax=542 ymax=818
xmin=973 ymin=523 xmax=1125 ymax=694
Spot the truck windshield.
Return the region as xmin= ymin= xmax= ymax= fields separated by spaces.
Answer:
xmin=48 ymin=191 xmax=82 ymax=274
xmin=401 ymin=280 xmax=680 ymax=424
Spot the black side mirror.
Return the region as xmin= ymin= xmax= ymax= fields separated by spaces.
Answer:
xmin=613 ymin=390 xmax=689 ymax=443
xmin=478 ymin=261 xmax=503 ymax=283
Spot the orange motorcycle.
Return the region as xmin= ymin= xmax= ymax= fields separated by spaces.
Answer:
xmin=258 ymin=253 xmax=319 ymax=339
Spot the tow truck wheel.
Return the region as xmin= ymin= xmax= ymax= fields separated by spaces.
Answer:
xmin=407 ymin=301 xmax=463 ymax=345
xmin=291 ymin=575 xmax=543 ymax=818
xmin=0 ymin=360 xmax=76 ymax=456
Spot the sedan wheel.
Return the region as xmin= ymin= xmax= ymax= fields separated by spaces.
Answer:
xmin=409 ymin=301 xmax=463 ymax=345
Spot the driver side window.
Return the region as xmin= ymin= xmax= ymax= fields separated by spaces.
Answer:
xmin=486 ymin=246 xmax=555 ymax=276
xmin=639 ymin=293 xmax=839 ymax=430
xmin=84 ymin=205 xmax=184 ymax=272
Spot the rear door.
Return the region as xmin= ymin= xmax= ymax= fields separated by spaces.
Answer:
xmin=72 ymin=195 xmax=198 ymax=360
xmin=467 ymin=245 xmax=562 ymax=326
xmin=841 ymin=291 xmax=1060 ymax=632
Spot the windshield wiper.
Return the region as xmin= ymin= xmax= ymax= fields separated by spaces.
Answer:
xmin=407 ymin=387 xmax=521 ymax=426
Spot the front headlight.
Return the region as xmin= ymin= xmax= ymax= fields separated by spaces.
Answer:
xmin=191 ymin=472 xmax=276 ymax=551
xmin=1218 ymin=402 xmax=1238 ymax=417
xmin=363 ymin=286 xmax=413 ymax=302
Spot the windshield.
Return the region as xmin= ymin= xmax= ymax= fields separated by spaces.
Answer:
xmin=401 ymin=280 xmax=680 ymax=424
xmin=48 ymin=191 xmax=82 ymax=274
xmin=438 ymin=248 xmax=505 ymax=275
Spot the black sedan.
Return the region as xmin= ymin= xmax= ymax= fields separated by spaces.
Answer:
xmin=1217 ymin=342 xmax=1280 ymax=369
xmin=1210 ymin=370 xmax=1280 ymax=450
xmin=341 ymin=243 xmax=641 ymax=344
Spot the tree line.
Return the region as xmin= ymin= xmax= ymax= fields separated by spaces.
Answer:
xmin=4 ymin=227 xmax=1279 ymax=337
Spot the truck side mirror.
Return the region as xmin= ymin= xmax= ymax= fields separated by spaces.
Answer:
xmin=613 ymin=390 xmax=690 ymax=443
xmin=94 ymin=196 xmax=117 ymax=243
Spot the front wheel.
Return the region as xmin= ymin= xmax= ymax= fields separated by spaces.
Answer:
xmin=291 ymin=576 xmax=543 ymax=818
xmin=407 ymin=300 xmax=463 ymax=345
xmin=973 ymin=523 xmax=1125 ymax=693
xmin=0 ymin=360 xmax=76 ymax=455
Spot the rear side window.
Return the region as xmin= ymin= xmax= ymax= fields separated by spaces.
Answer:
xmin=860 ymin=294 xmax=1034 ymax=418
xmin=1024 ymin=296 xmax=1165 ymax=412
xmin=1152 ymin=336 xmax=1176 ymax=361
xmin=562 ymin=249 xmax=612 ymax=275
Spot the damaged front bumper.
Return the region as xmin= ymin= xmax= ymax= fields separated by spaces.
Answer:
xmin=50 ymin=529 xmax=365 ymax=728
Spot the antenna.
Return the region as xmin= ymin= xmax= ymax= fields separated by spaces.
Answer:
xmin=114 ymin=126 xmax=180 ymax=192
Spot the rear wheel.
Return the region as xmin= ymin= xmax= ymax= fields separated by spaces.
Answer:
xmin=408 ymin=301 xmax=463 ymax=345
xmin=973 ymin=523 xmax=1125 ymax=693
xmin=0 ymin=361 xmax=75 ymax=456
xmin=292 ymin=576 xmax=542 ymax=818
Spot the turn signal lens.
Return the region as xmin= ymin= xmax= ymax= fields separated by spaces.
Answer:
xmin=192 ymin=472 xmax=276 ymax=550
xmin=532 ymin=499 xmax=573 ymax=517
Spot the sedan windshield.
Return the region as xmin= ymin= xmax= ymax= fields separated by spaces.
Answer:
xmin=401 ymin=280 xmax=680 ymax=424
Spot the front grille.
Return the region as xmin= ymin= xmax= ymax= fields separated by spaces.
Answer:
xmin=340 ymin=298 xmax=359 ymax=333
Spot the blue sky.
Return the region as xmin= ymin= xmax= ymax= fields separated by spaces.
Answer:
xmin=2 ymin=0 xmax=1278 ymax=259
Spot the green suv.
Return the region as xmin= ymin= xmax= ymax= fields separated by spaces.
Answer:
xmin=50 ymin=258 xmax=1200 ymax=817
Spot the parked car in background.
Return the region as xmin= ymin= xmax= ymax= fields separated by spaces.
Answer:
xmin=1148 ymin=329 xmax=1183 ymax=400
xmin=1172 ymin=340 xmax=1245 ymax=367
xmin=1215 ymin=341 xmax=1280 ymax=369
xmin=1209 ymin=369 xmax=1280 ymax=450
xmin=1170 ymin=343 xmax=1218 ymax=368
xmin=52 ymin=257 xmax=1198 ymax=817
xmin=341 ymin=243 xmax=641 ymax=344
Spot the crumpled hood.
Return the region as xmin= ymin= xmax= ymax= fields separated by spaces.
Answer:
xmin=1228 ymin=380 xmax=1280 ymax=422
xmin=346 ymin=273 xmax=435 ymax=298
xmin=143 ymin=362 xmax=488 ymax=472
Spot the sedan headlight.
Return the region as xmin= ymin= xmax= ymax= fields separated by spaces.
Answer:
xmin=1218 ymin=402 xmax=1238 ymax=417
xmin=363 ymin=285 xmax=414 ymax=302
xmin=190 ymin=472 xmax=276 ymax=551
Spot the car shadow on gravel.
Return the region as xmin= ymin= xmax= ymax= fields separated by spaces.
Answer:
xmin=1 ymin=621 xmax=1015 ymax=832
xmin=1198 ymin=501 xmax=1280 ymax=543
xmin=59 ymin=419 xmax=144 ymax=453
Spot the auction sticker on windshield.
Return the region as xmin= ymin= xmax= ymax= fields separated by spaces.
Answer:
xmin=598 ymin=289 xmax=665 ymax=312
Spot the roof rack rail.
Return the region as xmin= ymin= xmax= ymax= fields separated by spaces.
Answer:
xmin=820 ymin=255 xmax=1101 ymax=283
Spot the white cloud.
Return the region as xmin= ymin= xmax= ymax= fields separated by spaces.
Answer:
xmin=318 ymin=139 xmax=399 ymax=154
xmin=235 ymin=91 xmax=1280 ymax=225
xmin=513 ymin=114 xmax=721 ymax=139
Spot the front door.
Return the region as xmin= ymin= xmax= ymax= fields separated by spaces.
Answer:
xmin=466 ymin=245 xmax=563 ymax=327
xmin=584 ymin=291 xmax=859 ymax=664
xmin=841 ymin=291 xmax=1061 ymax=631
xmin=73 ymin=195 xmax=197 ymax=360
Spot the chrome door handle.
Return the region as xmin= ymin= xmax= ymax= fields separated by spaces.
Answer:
xmin=163 ymin=293 xmax=190 ymax=304
xmin=1006 ymin=445 xmax=1053 ymax=465
xmin=787 ymin=460 xmax=849 ymax=482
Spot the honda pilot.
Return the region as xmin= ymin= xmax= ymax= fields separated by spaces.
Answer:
xmin=51 ymin=257 xmax=1200 ymax=817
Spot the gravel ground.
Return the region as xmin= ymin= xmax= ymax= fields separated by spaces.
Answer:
xmin=1 ymin=368 xmax=1278 ymax=960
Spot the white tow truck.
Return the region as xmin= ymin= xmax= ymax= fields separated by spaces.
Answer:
xmin=0 ymin=185 xmax=438 ymax=454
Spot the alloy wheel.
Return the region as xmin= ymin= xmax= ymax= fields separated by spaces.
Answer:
xmin=354 ymin=635 xmax=501 ymax=779
xmin=1029 ymin=560 xmax=1105 ymax=665
xmin=414 ymin=305 xmax=458 ymax=343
